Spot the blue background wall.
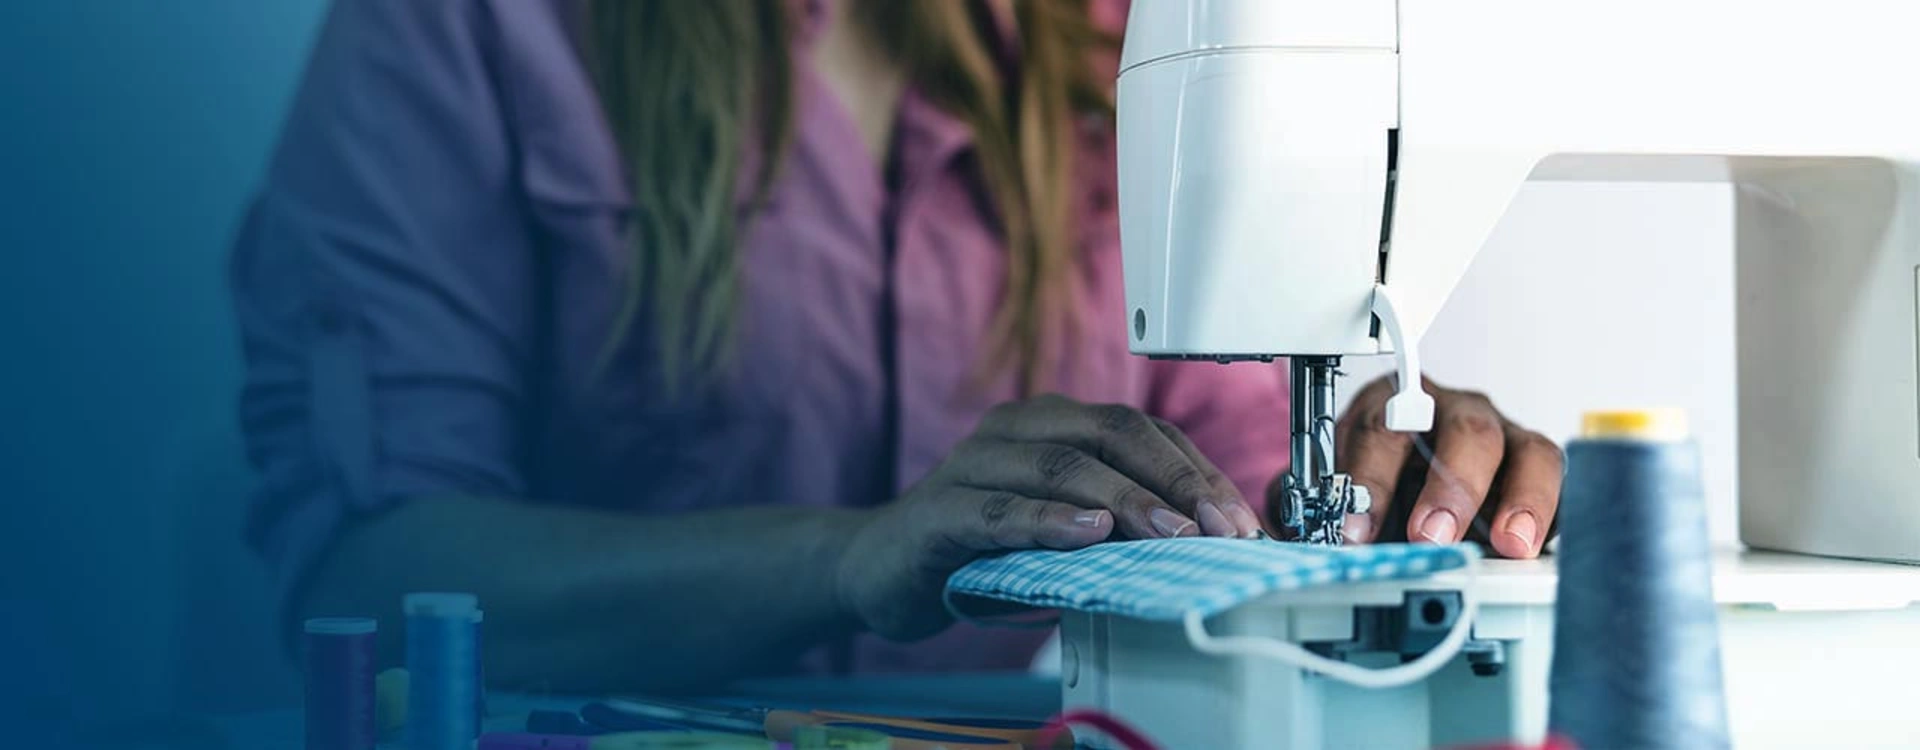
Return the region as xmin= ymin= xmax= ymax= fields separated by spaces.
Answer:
xmin=0 ymin=0 xmax=330 ymax=722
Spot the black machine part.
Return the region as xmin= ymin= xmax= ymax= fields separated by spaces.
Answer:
xmin=1303 ymin=590 xmax=1507 ymax=677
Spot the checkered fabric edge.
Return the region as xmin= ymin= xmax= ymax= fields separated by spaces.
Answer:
xmin=945 ymin=537 xmax=1478 ymax=621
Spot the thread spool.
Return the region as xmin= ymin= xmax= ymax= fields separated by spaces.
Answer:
xmin=405 ymin=592 xmax=480 ymax=750
xmin=303 ymin=617 xmax=378 ymax=750
xmin=374 ymin=667 xmax=408 ymax=737
xmin=1549 ymin=409 xmax=1730 ymax=749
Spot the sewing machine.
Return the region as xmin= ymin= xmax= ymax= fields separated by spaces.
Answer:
xmin=1075 ymin=0 xmax=1920 ymax=747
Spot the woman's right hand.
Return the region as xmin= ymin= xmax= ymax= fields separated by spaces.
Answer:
xmin=836 ymin=394 xmax=1266 ymax=641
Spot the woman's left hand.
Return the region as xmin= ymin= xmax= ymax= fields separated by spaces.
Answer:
xmin=1332 ymin=376 xmax=1564 ymax=558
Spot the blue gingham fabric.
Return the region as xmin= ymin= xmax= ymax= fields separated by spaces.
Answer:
xmin=945 ymin=538 xmax=1478 ymax=622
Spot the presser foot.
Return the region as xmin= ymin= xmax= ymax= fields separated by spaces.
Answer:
xmin=1279 ymin=473 xmax=1373 ymax=545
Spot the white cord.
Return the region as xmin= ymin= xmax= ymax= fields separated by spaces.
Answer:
xmin=1181 ymin=558 xmax=1480 ymax=689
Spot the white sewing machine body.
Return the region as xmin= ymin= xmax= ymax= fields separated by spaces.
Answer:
xmin=1105 ymin=0 xmax=1920 ymax=746
xmin=1118 ymin=0 xmax=1920 ymax=560
xmin=1060 ymin=551 xmax=1920 ymax=749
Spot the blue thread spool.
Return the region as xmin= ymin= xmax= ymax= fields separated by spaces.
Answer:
xmin=1549 ymin=409 xmax=1730 ymax=749
xmin=405 ymin=593 xmax=479 ymax=750
xmin=303 ymin=617 xmax=377 ymax=750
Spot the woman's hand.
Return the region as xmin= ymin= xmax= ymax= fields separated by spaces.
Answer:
xmin=1335 ymin=376 xmax=1564 ymax=559
xmin=838 ymin=394 xmax=1263 ymax=641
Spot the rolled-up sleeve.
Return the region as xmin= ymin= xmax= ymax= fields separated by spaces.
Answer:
xmin=1145 ymin=360 xmax=1292 ymax=513
xmin=230 ymin=0 xmax=534 ymax=608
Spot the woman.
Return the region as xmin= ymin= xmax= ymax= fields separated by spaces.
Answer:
xmin=232 ymin=0 xmax=1562 ymax=693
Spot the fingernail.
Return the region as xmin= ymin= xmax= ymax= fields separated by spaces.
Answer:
xmin=1343 ymin=513 xmax=1374 ymax=544
xmin=1419 ymin=509 xmax=1459 ymax=544
xmin=1505 ymin=510 xmax=1538 ymax=551
xmin=1074 ymin=510 xmax=1110 ymax=528
xmin=1224 ymin=502 xmax=1263 ymax=538
xmin=1195 ymin=501 xmax=1234 ymax=537
xmin=1150 ymin=507 xmax=1197 ymax=538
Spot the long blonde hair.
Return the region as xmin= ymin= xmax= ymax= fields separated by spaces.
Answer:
xmin=588 ymin=0 xmax=1115 ymax=393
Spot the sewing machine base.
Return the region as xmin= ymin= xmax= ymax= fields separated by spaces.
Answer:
xmin=1058 ymin=550 xmax=1920 ymax=750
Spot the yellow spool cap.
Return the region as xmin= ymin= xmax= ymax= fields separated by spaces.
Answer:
xmin=1581 ymin=409 xmax=1690 ymax=441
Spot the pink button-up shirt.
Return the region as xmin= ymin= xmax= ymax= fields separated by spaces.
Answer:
xmin=232 ymin=0 xmax=1290 ymax=675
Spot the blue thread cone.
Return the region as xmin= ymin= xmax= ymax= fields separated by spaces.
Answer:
xmin=1549 ymin=428 xmax=1730 ymax=749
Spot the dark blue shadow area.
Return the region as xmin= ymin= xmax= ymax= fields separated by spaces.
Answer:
xmin=0 ymin=0 xmax=330 ymax=732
